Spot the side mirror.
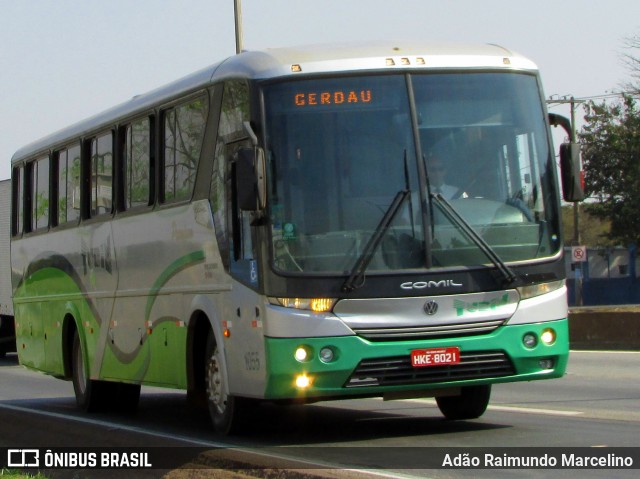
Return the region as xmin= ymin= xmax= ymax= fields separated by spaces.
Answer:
xmin=235 ymin=147 xmax=267 ymax=211
xmin=559 ymin=142 xmax=585 ymax=202
xmin=549 ymin=113 xmax=585 ymax=203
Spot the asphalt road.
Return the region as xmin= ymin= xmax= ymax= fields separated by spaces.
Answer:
xmin=1 ymin=350 xmax=639 ymax=478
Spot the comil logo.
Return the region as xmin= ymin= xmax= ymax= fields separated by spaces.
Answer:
xmin=8 ymin=449 xmax=40 ymax=467
xmin=400 ymin=279 xmax=463 ymax=290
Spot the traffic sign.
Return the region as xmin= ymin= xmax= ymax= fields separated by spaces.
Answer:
xmin=571 ymin=246 xmax=587 ymax=263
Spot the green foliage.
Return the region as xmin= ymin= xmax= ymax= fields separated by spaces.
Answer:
xmin=579 ymin=95 xmax=640 ymax=246
xmin=0 ymin=470 xmax=47 ymax=479
xmin=561 ymin=204 xmax=611 ymax=246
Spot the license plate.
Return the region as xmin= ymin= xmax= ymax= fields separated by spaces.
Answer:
xmin=411 ymin=347 xmax=460 ymax=367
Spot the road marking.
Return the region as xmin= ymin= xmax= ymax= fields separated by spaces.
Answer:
xmin=571 ymin=350 xmax=640 ymax=354
xmin=0 ymin=402 xmax=227 ymax=446
xmin=486 ymin=404 xmax=583 ymax=416
xmin=0 ymin=402 xmax=428 ymax=479
xmin=402 ymin=398 xmax=583 ymax=417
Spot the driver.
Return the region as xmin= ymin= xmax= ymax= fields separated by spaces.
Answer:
xmin=426 ymin=155 xmax=468 ymax=200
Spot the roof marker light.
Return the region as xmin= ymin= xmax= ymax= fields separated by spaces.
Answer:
xmin=386 ymin=58 xmax=395 ymax=66
xmin=291 ymin=64 xmax=302 ymax=73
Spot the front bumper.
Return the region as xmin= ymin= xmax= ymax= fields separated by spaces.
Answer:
xmin=264 ymin=318 xmax=569 ymax=400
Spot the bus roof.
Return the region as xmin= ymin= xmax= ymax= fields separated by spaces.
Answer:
xmin=11 ymin=42 xmax=538 ymax=163
xmin=225 ymin=42 xmax=538 ymax=78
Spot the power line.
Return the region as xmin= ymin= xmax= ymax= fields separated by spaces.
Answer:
xmin=547 ymin=90 xmax=639 ymax=105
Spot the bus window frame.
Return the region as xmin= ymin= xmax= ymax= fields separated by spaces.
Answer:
xmin=27 ymin=154 xmax=51 ymax=234
xmin=83 ymin=130 xmax=115 ymax=221
xmin=159 ymin=91 xmax=210 ymax=206
xmin=117 ymin=114 xmax=155 ymax=214
xmin=53 ymin=142 xmax=82 ymax=229
xmin=11 ymin=164 xmax=25 ymax=238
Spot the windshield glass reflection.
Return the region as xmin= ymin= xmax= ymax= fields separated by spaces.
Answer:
xmin=263 ymin=72 xmax=560 ymax=275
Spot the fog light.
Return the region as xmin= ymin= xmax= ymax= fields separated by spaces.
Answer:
xmin=295 ymin=374 xmax=312 ymax=389
xmin=541 ymin=328 xmax=556 ymax=345
xmin=295 ymin=346 xmax=310 ymax=362
xmin=523 ymin=333 xmax=538 ymax=349
xmin=319 ymin=347 xmax=334 ymax=363
xmin=539 ymin=358 xmax=554 ymax=370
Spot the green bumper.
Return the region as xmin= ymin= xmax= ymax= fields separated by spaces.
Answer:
xmin=264 ymin=318 xmax=569 ymax=400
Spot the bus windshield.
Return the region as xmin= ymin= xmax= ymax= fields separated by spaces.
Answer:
xmin=263 ymin=72 xmax=560 ymax=275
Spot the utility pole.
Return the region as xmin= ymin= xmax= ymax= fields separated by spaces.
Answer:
xmin=234 ymin=0 xmax=244 ymax=54
xmin=570 ymin=97 xmax=581 ymax=246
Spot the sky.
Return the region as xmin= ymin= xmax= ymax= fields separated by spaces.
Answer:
xmin=0 ymin=0 xmax=638 ymax=179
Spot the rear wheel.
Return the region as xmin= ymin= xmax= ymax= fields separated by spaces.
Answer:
xmin=72 ymin=330 xmax=108 ymax=412
xmin=71 ymin=330 xmax=141 ymax=413
xmin=205 ymin=332 xmax=247 ymax=435
xmin=436 ymin=385 xmax=491 ymax=420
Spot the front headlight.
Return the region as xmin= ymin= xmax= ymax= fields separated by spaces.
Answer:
xmin=516 ymin=280 xmax=565 ymax=300
xmin=268 ymin=297 xmax=337 ymax=313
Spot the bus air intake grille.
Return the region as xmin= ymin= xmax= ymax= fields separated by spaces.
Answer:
xmin=351 ymin=319 xmax=506 ymax=341
xmin=344 ymin=350 xmax=514 ymax=388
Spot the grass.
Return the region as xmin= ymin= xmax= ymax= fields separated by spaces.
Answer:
xmin=0 ymin=471 xmax=47 ymax=479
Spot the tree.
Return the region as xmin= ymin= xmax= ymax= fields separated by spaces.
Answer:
xmin=561 ymin=205 xmax=610 ymax=246
xmin=621 ymin=33 xmax=640 ymax=93
xmin=579 ymin=94 xmax=640 ymax=245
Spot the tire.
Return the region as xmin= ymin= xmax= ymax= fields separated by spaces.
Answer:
xmin=71 ymin=330 xmax=109 ymax=412
xmin=204 ymin=332 xmax=246 ymax=435
xmin=436 ymin=385 xmax=491 ymax=420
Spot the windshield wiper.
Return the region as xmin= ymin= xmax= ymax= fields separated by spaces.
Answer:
xmin=431 ymin=192 xmax=517 ymax=286
xmin=341 ymin=190 xmax=410 ymax=293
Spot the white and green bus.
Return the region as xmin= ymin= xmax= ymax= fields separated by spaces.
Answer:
xmin=10 ymin=43 xmax=583 ymax=434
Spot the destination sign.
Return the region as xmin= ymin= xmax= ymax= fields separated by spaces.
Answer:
xmin=294 ymin=89 xmax=373 ymax=107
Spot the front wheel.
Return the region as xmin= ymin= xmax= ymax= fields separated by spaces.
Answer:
xmin=436 ymin=385 xmax=491 ymax=420
xmin=205 ymin=332 xmax=248 ymax=435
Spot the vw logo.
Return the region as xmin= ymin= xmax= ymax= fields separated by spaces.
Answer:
xmin=423 ymin=300 xmax=439 ymax=315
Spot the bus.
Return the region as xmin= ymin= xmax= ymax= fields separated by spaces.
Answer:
xmin=10 ymin=43 xmax=583 ymax=434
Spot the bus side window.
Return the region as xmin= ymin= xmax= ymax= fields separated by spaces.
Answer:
xmin=89 ymin=132 xmax=114 ymax=217
xmin=123 ymin=117 xmax=152 ymax=209
xmin=30 ymin=156 xmax=50 ymax=231
xmin=11 ymin=166 xmax=24 ymax=236
xmin=162 ymin=95 xmax=208 ymax=203
xmin=56 ymin=144 xmax=81 ymax=225
xmin=212 ymin=81 xmax=255 ymax=280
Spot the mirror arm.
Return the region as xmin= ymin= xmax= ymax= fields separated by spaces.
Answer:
xmin=243 ymin=121 xmax=258 ymax=147
xmin=548 ymin=113 xmax=574 ymax=140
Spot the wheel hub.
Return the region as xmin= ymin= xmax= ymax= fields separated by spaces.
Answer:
xmin=206 ymin=352 xmax=227 ymax=414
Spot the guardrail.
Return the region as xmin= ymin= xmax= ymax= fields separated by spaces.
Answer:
xmin=569 ymin=306 xmax=640 ymax=351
